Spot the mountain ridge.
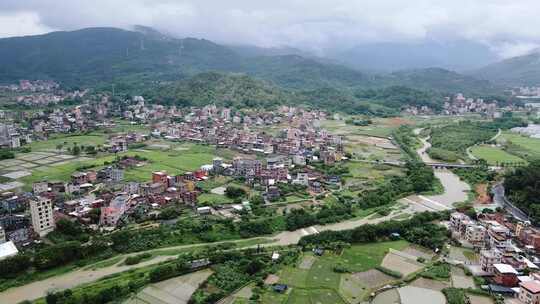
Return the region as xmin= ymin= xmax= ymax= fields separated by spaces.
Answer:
xmin=0 ymin=26 xmax=501 ymax=95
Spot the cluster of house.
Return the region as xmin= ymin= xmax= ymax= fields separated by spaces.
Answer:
xmin=0 ymin=80 xmax=60 ymax=92
xmin=0 ymin=80 xmax=88 ymax=107
xmin=441 ymin=94 xmax=502 ymax=117
xmin=449 ymin=212 xmax=540 ymax=302
xmin=512 ymin=87 xmax=540 ymax=98
xmin=402 ymin=93 xmax=510 ymax=117
xmin=0 ymin=141 xmax=347 ymax=253
xmin=0 ymin=122 xmax=32 ymax=149
xmin=152 ymin=105 xmax=344 ymax=162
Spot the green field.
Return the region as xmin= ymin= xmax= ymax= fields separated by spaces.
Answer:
xmin=470 ymin=145 xmax=525 ymax=165
xmin=267 ymin=241 xmax=409 ymax=303
xmin=500 ymin=132 xmax=540 ymax=160
xmin=320 ymin=118 xmax=401 ymax=138
xmin=198 ymin=193 xmax=233 ymax=206
xmin=29 ymin=134 xmax=108 ymax=151
xmin=110 ymin=119 xmax=150 ymax=133
xmin=20 ymin=154 xmax=118 ymax=186
xmin=20 ymin=143 xmax=220 ymax=187
xmin=123 ymin=144 xmax=217 ymax=181
xmin=339 ymin=241 xmax=409 ymax=272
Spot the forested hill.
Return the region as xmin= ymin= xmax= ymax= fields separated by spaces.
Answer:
xmin=504 ymin=161 xmax=540 ymax=224
xmin=471 ymin=51 xmax=540 ymax=86
xmin=143 ymin=72 xmax=450 ymax=115
xmin=0 ymin=27 xmax=502 ymax=97
xmin=0 ymin=27 xmax=243 ymax=86
xmin=147 ymin=72 xmax=292 ymax=108
xmin=386 ymin=68 xmax=502 ymax=95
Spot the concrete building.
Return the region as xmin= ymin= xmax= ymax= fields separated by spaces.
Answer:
xmin=0 ymin=241 xmax=18 ymax=261
xmin=30 ymin=197 xmax=55 ymax=237
xmin=519 ymin=280 xmax=540 ymax=304
xmin=493 ymin=264 xmax=519 ymax=287
xmin=294 ymin=173 xmax=309 ymax=186
xmin=466 ymin=224 xmax=486 ymax=244
xmin=32 ymin=182 xmax=48 ymax=195
xmin=480 ymin=248 xmax=503 ymax=274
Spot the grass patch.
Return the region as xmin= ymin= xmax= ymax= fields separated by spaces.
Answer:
xmin=84 ymin=256 xmax=123 ymax=270
xmin=470 ymin=145 xmax=525 ymax=165
xmin=339 ymin=240 xmax=409 ymax=272
xmin=443 ymin=287 xmax=468 ymax=304
xmin=29 ymin=134 xmax=107 ymax=152
xmin=421 ymin=262 xmax=451 ymax=280
xmin=198 ymin=193 xmax=233 ymax=206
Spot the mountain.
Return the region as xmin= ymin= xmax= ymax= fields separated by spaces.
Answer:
xmin=240 ymin=55 xmax=378 ymax=90
xmin=0 ymin=27 xmax=243 ymax=86
xmin=385 ymin=68 xmax=503 ymax=95
xmin=227 ymin=44 xmax=314 ymax=58
xmin=0 ymin=27 xmax=499 ymax=97
xmin=145 ymin=72 xmax=439 ymax=115
xmin=148 ymin=72 xmax=291 ymax=108
xmin=332 ymin=40 xmax=498 ymax=72
xmin=470 ymin=51 xmax=540 ymax=86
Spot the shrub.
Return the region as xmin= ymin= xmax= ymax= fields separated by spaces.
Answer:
xmin=124 ymin=253 xmax=152 ymax=265
xmin=333 ymin=263 xmax=351 ymax=273
xmin=442 ymin=288 xmax=468 ymax=304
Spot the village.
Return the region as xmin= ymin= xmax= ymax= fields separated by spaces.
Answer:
xmin=0 ymin=101 xmax=350 ymax=257
xmin=445 ymin=210 xmax=540 ymax=304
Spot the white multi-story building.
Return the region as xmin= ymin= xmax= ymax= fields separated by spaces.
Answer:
xmin=466 ymin=224 xmax=486 ymax=244
xmin=30 ymin=197 xmax=55 ymax=237
xmin=32 ymin=182 xmax=49 ymax=195
xmin=480 ymin=248 xmax=503 ymax=274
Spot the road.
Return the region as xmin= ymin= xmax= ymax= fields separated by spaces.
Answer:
xmin=492 ymin=183 xmax=530 ymax=222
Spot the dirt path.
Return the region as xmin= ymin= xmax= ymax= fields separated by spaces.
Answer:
xmin=416 ymin=136 xmax=436 ymax=163
xmin=0 ymin=256 xmax=176 ymax=303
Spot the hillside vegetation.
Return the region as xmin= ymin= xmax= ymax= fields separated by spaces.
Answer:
xmin=0 ymin=27 xmax=504 ymax=98
xmin=471 ymin=51 xmax=540 ymax=86
xmin=504 ymin=161 xmax=540 ymax=224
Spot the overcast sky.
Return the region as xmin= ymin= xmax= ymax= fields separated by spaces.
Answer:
xmin=0 ymin=0 xmax=539 ymax=58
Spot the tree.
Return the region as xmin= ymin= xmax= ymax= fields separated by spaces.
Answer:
xmin=71 ymin=145 xmax=81 ymax=156
xmin=225 ymin=186 xmax=246 ymax=199
xmin=0 ymin=254 xmax=31 ymax=279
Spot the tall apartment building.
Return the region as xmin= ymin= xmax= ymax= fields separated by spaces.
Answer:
xmin=30 ymin=197 xmax=55 ymax=237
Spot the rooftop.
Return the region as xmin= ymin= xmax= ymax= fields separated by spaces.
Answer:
xmin=494 ymin=263 xmax=518 ymax=275
xmin=521 ymin=280 xmax=540 ymax=294
xmin=0 ymin=241 xmax=19 ymax=260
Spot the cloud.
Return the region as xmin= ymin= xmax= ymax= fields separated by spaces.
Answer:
xmin=0 ymin=0 xmax=539 ymax=58
xmin=0 ymin=11 xmax=54 ymax=38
